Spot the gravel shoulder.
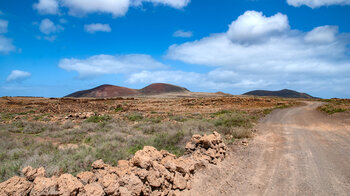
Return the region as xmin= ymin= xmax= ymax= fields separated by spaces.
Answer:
xmin=189 ymin=101 xmax=350 ymax=195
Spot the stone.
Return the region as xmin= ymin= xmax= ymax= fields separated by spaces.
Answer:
xmin=22 ymin=166 xmax=46 ymax=181
xmin=77 ymin=171 xmax=96 ymax=185
xmin=101 ymin=173 xmax=119 ymax=195
xmin=30 ymin=177 xmax=59 ymax=196
xmin=91 ymin=159 xmax=108 ymax=169
xmin=173 ymin=172 xmax=187 ymax=190
xmin=81 ymin=183 xmax=105 ymax=196
xmin=57 ymin=174 xmax=83 ymax=196
xmin=0 ymin=176 xmax=33 ymax=196
xmin=118 ymin=174 xmax=143 ymax=196
xmin=131 ymin=146 xmax=163 ymax=169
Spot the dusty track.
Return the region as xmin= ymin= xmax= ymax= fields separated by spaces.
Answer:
xmin=190 ymin=101 xmax=350 ymax=195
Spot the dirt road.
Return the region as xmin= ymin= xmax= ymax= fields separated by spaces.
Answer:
xmin=190 ymin=101 xmax=350 ymax=195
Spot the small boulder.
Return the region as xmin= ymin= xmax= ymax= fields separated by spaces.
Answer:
xmin=22 ymin=166 xmax=46 ymax=181
xmin=101 ymin=173 xmax=119 ymax=195
xmin=0 ymin=176 xmax=33 ymax=196
xmin=92 ymin=159 xmax=109 ymax=170
xmin=77 ymin=171 xmax=96 ymax=185
xmin=30 ymin=176 xmax=59 ymax=196
xmin=57 ymin=174 xmax=83 ymax=196
xmin=173 ymin=172 xmax=187 ymax=190
xmin=81 ymin=183 xmax=105 ymax=196
xmin=131 ymin=146 xmax=163 ymax=169
xmin=118 ymin=174 xmax=143 ymax=196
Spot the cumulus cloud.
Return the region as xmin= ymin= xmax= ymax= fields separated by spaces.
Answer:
xmin=33 ymin=0 xmax=190 ymax=17
xmin=287 ymin=0 xmax=350 ymax=8
xmin=127 ymin=70 xmax=201 ymax=84
xmin=0 ymin=19 xmax=8 ymax=34
xmin=0 ymin=35 xmax=15 ymax=54
xmin=165 ymin=10 xmax=350 ymax=96
xmin=60 ymin=0 xmax=130 ymax=17
xmin=33 ymin=0 xmax=59 ymax=15
xmin=84 ymin=23 xmax=112 ymax=34
xmin=58 ymin=54 xmax=166 ymax=78
xmin=0 ymin=20 xmax=15 ymax=54
xmin=304 ymin=25 xmax=338 ymax=44
xmin=6 ymin=70 xmax=31 ymax=82
xmin=173 ymin=30 xmax=193 ymax=38
xmin=39 ymin=18 xmax=63 ymax=35
xmin=126 ymin=69 xmax=272 ymax=91
xmin=167 ymin=11 xmax=350 ymax=74
xmin=132 ymin=0 xmax=191 ymax=9
xmin=227 ymin=11 xmax=289 ymax=43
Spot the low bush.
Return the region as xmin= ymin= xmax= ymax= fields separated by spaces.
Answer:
xmin=85 ymin=115 xmax=111 ymax=123
xmin=125 ymin=112 xmax=143 ymax=121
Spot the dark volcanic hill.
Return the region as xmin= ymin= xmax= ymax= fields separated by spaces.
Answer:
xmin=243 ymin=89 xmax=315 ymax=99
xmin=65 ymin=83 xmax=190 ymax=98
xmin=65 ymin=85 xmax=140 ymax=98
xmin=140 ymin=83 xmax=190 ymax=95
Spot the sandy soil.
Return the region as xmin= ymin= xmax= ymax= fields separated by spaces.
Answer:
xmin=190 ymin=101 xmax=350 ymax=195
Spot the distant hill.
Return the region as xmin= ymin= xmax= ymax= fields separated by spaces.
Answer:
xmin=65 ymin=83 xmax=190 ymax=98
xmin=140 ymin=83 xmax=189 ymax=95
xmin=243 ymin=89 xmax=315 ymax=99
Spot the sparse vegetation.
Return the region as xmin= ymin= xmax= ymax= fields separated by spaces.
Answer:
xmin=85 ymin=115 xmax=111 ymax=123
xmin=125 ymin=112 xmax=143 ymax=121
xmin=0 ymin=96 xmax=299 ymax=182
xmin=319 ymin=99 xmax=350 ymax=114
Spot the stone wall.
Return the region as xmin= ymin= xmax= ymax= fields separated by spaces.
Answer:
xmin=0 ymin=132 xmax=227 ymax=196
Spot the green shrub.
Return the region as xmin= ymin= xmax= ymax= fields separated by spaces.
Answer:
xmin=86 ymin=115 xmax=111 ymax=123
xmin=125 ymin=113 xmax=143 ymax=121
xmin=211 ymin=110 xmax=232 ymax=117
xmin=214 ymin=113 xmax=252 ymax=128
xmin=6 ymin=121 xmax=47 ymax=134
xmin=114 ymin=106 xmax=124 ymax=113
xmin=320 ymin=105 xmax=346 ymax=114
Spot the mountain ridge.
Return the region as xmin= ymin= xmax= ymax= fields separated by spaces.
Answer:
xmin=243 ymin=89 xmax=315 ymax=99
xmin=65 ymin=83 xmax=190 ymax=98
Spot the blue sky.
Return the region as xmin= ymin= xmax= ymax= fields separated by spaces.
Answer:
xmin=0 ymin=0 xmax=350 ymax=98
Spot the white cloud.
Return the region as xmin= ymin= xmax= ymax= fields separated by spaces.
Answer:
xmin=84 ymin=23 xmax=112 ymax=34
xmin=39 ymin=18 xmax=63 ymax=35
xmin=127 ymin=70 xmax=201 ymax=84
xmin=6 ymin=70 xmax=31 ymax=82
xmin=287 ymin=0 xmax=350 ymax=8
xmin=165 ymin=11 xmax=350 ymax=96
xmin=132 ymin=0 xmax=191 ymax=9
xmin=304 ymin=25 xmax=338 ymax=44
xmin=0 ymin=35 xmax=15 ymax=54
xmin=33 ymin=0 xmax=59 ymax=15
xmin=58 ymin=54 xmax=166 ymax=78
xmin=167 ymin=11 xmax=350 ymax=74
xmin=61 ymin=0 xmax=130 ymax=17
xmin=33 ymin=0 xmax=190 ymax=17
xmin=0 ymin=19 xmax=8 ymax=34
xmin=227 ymin=11 xmax=289 ymax=42
xmin=126 ymin=69 xmax=272 ymax=90
xmin=173 ymin=30 xmax=193 ymax=38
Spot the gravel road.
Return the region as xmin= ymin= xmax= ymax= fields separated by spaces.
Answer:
xmin=190 ymin=101 xmax=350 ymax=196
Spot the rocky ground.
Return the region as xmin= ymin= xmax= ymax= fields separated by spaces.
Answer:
xmin=0 ymin=96 xmax=296 ymax=124
xmin=0 ymin=96 xmax=300 ymax=195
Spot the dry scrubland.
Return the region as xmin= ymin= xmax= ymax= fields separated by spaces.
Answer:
xmin=0 ymin=96 xmax=297 ymax=183
xmin=318 ymin=98 xmax=350 ymax=114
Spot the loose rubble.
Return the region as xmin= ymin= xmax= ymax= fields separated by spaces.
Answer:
xmin=0 ymin=132 xmax=227 ymax=196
